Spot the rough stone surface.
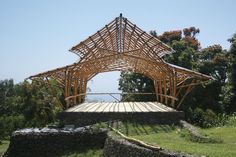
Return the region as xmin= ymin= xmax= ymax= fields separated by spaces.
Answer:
xmin=179 ymin=120 xmax=222 ymax=143
xmin=103 ymin=132 xmax=199 ymax=157
xmin=59 ymin=111 xmax=185 ymax=127
xmin=3 ymin=126 xmax=107 ymax=157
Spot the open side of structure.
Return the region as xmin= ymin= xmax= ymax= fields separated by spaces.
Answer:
xmin=29 ymin=14 xmax=212 ymax=110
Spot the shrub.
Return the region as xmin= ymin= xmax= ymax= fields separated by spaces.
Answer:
xmin=187 ymin=107 xmax=220 ymax=128
xmin=225 ymin=113 xmax=236 ymax=126
xmin=0 ymin=115 xmax=25 ymax=139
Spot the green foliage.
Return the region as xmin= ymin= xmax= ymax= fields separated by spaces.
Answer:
xmin=196 ymin=45 xmax=228 ymax=84
xmin=186 ymin=108 xmax=221 ymax=128
xmin=186 ymin=108 xmax=236 ymax=128
xmin=165 ymin=40 xmax=196 ymax=69
xmin=18 ymin=80 xmax=63 ymax=127
xmin=0 ymin=79 xmax=64 ymax=140
xmin=0 ymin=140 xmax=9 ymax=156
xmin=118 ymin=72 xmax=156 ymax=101
xmin=228 ymin=33 xmax=236 ymax=112
xmin=225 ymin=114 xmax=236 ymax=126
xmin=0 ymin=115 xmax=25 ymax=138
xmin=219 ymin=83 xmax=234 ymax=113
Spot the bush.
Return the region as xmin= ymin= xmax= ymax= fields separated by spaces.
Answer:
xmin=225 ymin=113 xmax=236 ymax=126
xmin=187 ymin=108 xmax=220 ymax=128
xmin=0 ymin=115 xmax=25 ymax=139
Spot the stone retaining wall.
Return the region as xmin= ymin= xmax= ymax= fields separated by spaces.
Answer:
xmin=179 ymin=120 xmax=223 ymax=143
xmin=59 ymin=111 xmax=185 ymax=127
xmin=103 ymin=132 xmax=198 ymax=157
xmin=3 ymin=125 xmax=200 ymax=157
xmin=3 ymin=126 xmax=107 ymax=157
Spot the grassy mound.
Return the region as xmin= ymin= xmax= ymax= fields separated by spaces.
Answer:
xmin=114 ymin=122 xmax=236 ymax=157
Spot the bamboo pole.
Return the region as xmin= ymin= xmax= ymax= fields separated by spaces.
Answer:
xmin=78 ymin=77 xmax=83 ymax=104
xmin=110 ymin=127 xmax=163 ymax=150
xmin=74 ymin=78 xmax=79 ymax=104
xmin=158 ymin=81 xmax=163 ymax=103
xmin=154 ymin=80 xmax=159 ymax=102
xmin=176 ymin=79 xmax=195 ymax=109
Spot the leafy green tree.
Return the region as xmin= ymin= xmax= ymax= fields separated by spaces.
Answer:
xmin=119 ymin=72 xmax=156 ymax=101
xmin=0 ymin=79 xmax=63 ymax=139
xmin=226 ymin=33 xmax=236 ymax=113
xmin=0 ymin=79 xmax=27 ymax=138
xmin=185 ymin=45 xmax=229 ymax=113
xmin=17 ymin=79 xmax=63 ymax=127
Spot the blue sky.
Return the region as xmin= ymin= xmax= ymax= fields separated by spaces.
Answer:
xmin=1 ymin=0 xmax=236 ymax=95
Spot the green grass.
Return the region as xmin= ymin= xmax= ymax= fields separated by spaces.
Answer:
xmin=0 ymin=140 xmax=9 ymax=156
xmin=117 ymin=122 xmax=176 ymax=136
xmin=0 ymin=140 xmax=103 ymax=157
xmin=117 ymin=122 xmax=236 ymax=157
xmin=60 ymin=148 xmax=103 ymax=157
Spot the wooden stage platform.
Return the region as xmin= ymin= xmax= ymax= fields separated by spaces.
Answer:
xmin=66 ymin=102 xmax=176 ymax=113
xmin=60 ymin=102 xmax=184 ymax=126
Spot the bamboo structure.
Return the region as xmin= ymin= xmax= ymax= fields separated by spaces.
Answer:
xmin=29 ymin=14 xmax=212 ymax=109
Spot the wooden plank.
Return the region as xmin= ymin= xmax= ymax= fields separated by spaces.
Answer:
xmin=65 ymin=102 xmax=177 ymax=113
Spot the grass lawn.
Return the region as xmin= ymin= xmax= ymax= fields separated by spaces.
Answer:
xmin=0 ymin=140 xmax=9 ymax=156
xmin=60 ymin=148 xmax=103 ymax=157
xmin=0 ymin=140 xmax=103 ymax=157
xmin=117 ymin=122 xmax=236 ymax=157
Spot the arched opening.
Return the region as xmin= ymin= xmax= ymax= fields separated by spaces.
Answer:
xmin=86 ymin=71 xmax=121 ymax=102
xmin=85 ymin=71 xmax=157 ymax=102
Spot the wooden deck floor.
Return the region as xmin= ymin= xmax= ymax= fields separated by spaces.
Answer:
xmin=66 ymin=102 xmax=176 ymax=113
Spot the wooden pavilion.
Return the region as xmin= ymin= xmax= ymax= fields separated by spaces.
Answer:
xmin=29 ymin=14 xmax=211 ymax=110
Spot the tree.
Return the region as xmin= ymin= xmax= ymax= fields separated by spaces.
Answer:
xmin=0 ymin=79 xmax=21 ymax=116
xmin=118 ymin=72 xmax=156 ymax=101
xmin=0 ymin=79 xmax=63 ymax=139
xmin=17 ymin=79 xmax=63 ymax=127
xmin=186 ymin=45 xmax=229 ymax=113
xmin=227 ymin=33 xmax=236 ymax=112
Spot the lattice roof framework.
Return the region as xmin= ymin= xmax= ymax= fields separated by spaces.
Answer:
xmin=30 ymin=14 xmax=211 ymax=108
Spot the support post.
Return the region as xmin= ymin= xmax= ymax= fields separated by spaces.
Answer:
xmin=74 ymin=78 xmax=79 ymax=104
xmin=78 ymin=77 xmax=83 ymax=104
xmin=154 ymin=80 xmax=159 ymax=102
xmin=158 ymin=81 xmax=163 ymax=103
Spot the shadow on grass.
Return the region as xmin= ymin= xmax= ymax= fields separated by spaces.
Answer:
xmin=121 ymin=121 xmax=177 ymax=136
xmin=94 ymin=120 xmax=177 ymax=136
xmin=59 ymin=147 xmax=103 ymax=157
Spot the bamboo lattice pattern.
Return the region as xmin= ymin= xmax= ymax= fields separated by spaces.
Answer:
xmin=29 ymin=14 xmax=212 ymax=109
